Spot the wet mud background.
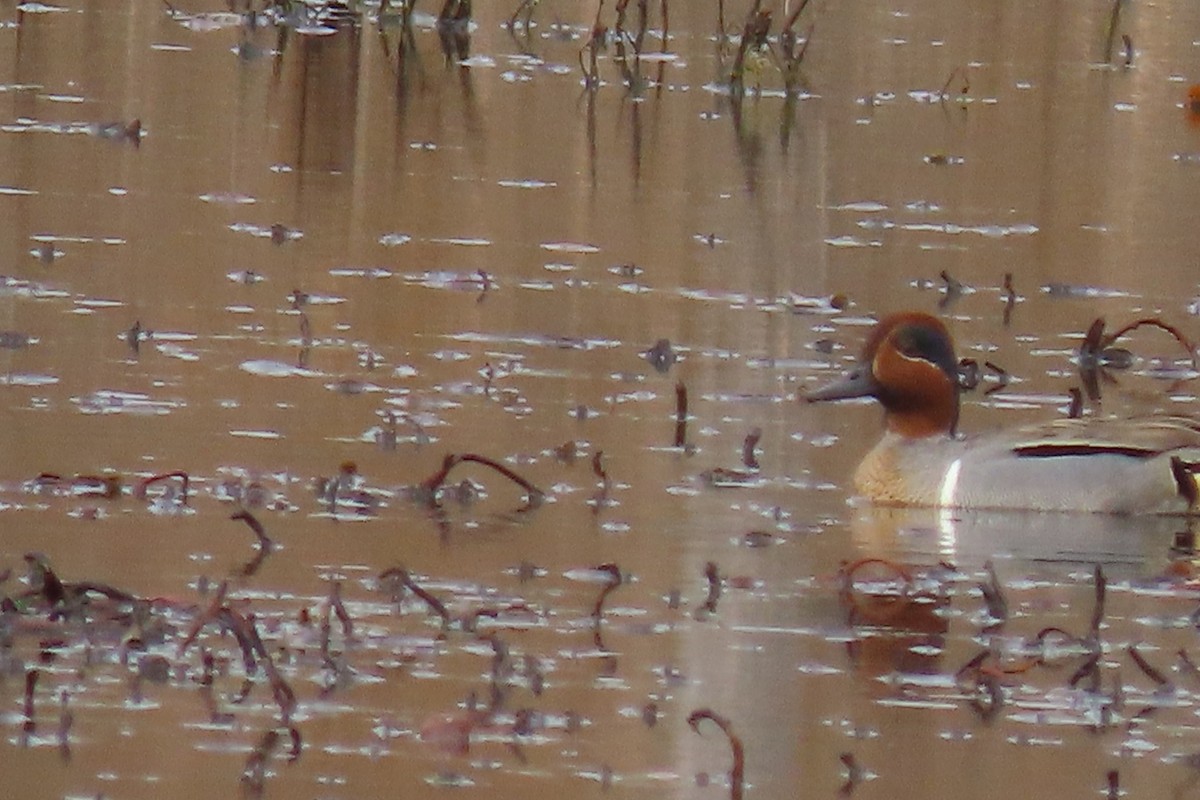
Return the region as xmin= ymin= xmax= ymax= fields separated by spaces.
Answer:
xmin=4 ymin=1 xmax=1200 ymax=798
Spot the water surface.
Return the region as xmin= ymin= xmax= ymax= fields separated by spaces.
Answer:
xmin=3 ymin=1 xmax=1200 ymax=798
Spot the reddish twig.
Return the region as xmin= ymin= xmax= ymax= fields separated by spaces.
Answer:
xmin=418 ymin=453 xmax=544 ymax=509
xmin=23 ymin=668 xmax=37 ymax=736
xmin=379 ymin=567 xmax=451 ymax=630
xmin=742 ymin=428 xmax=761 ymax=470
xmin=263 ymin=660 xmax=297 ymax=726
xmin=1069 ymin=653 xmax=1102 ymax=690
xmin=1100 ymin=317 xmax=1197 ymax=367
xmin=591 ymin=563 xmax=622 ymax=628
xmin=674 ymin=381 xmax=688 ymax=448
xmin=1089 ymin=564 xmax=1106 ymax=643
xmin=135 ymin=470 xmax=190 ymax=505
xmin=232 ymin=509 xmax=274 ymax=551
xmin=590 ymin=450 xmax=612 ymax=514
xmin=954 ymin=649 xmax=991 ymax=690
xmin=687 ymin=708 xmax=744 ymax=800
xmin=1128 ymin=644 xmax=1172 ymax=688
xmin=970 ymin=673 xmax=1004 ymax=722
xmin=462 ymin=602 xmax=539 ymax=633
xmin=24 ymin=553 xmax=66 ymax=607
xmin=592 ymin=450 xmax=609 ymax=483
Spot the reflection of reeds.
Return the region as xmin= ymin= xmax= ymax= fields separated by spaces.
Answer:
xmin=578 ymin=0 xmax=671 ymax=93
xmin=775 ymin=0 xmax=814 ymax=94
xmin=1103 ymin=0 xmax=1127 ymax=63
xmin=949 ymin=565 xmax=1121 ymax=727
xmin=508 ymin=0 xmax=537 ymax=30
xmin=437 ymin=0 xmax=472 ymax=61
xmin=579 ymin=2 xmax=607 ymax=90
xmin=723 ymin=0 xmax=814 ymax=97
xmin=728 ymin=1 xmax=767 ymax=96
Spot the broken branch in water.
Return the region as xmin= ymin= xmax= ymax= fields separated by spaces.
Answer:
xmin=840 ymin=751 xmax=864 ymax=795
xmin=135 ymin=470 xmax=190 ymax=505
xmin=686 ymin=708 xmax=745 ymax=800
xmin=22 ymin=553 xmax=137 ymax=618
xmin=24 ymin=553 xmax=66 ymax=608
xmin=969 ymin=673 xmax=1004 ymax=722
xmin=241 ymin=727 xmax=282 ymax=795
xmin=418 ymin=453 xmax=545 ymax=509
xmin=328 ymin=580 xmax=354 ymax=640
xmin=178 ymin=581 xmax=229 ymax=657
xmin=319 ymin=581 xmax=355 ymax=672
xmin=1089 ymin=564 xmax=1106 ymax=644
xmin=1178 ymin=649 xmax=1200 ymax=685
xmin=462 ymin=602 xmax=539 ymax=634
xmin=57 ymin=689 xmax=72 ymax=762
xmin=1078 ymin=315 xmax=1197 ymax=405
xmin=1067 ymin=387 xmax=1084 ymax=419
xmin=176 ymin=583 xmax=287 ymax=725
xmin=22 ymin=668 xmax=37 ymax=739
xmin=701 ymin=561 xmax=721 ymax=615
xmin=742 ymin=428 xmax=761 ymax=470
xmin=983 ymin=361 xmax=1010 ymax=395
xmin=1097 ymin=317 xmax=1197 ymax=367
xmin=378 ymin=566 xmax=451 ymax=630
xmin=1127 ymin=644 xmax=1172 ymax=689
xmin=839 ymin=557 xmax=913 ymax=623
xmin=1003 ymin=272 xmax=1016 ymax=326
xmin=232 ymin=509 xmax=274 ymax=551
xmin=591 ymin=563 xmax=622 ymax=630
xmin=979 ymin=560 xmax=1008 ymax=625
xmin=1069 ymin=652 xmax=1102 ymax=690
xmin=674 ymin=381 xmax=688 ymax=448
xmin=590 ymin=450 xmax=613 ymax=513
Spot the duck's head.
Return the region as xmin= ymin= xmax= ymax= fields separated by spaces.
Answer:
xmin=806 ymin=312 xmax=960 ymax=438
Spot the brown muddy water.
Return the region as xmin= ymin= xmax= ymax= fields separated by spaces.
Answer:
xmin=3 ymin=1 xmax=1200 ymax=798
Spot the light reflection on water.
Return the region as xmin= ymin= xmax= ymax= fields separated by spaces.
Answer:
xmin=3 ymin=0 xmax=1200 ymax=798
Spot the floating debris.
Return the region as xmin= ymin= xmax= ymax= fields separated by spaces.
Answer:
xmin=642 ymin=339 xmax=678 ymax=373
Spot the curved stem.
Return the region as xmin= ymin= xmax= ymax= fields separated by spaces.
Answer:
xmin=686 ymin=708 xmax=744 ymax=800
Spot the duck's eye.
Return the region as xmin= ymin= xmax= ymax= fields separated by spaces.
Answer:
xmin=891 ymin=325 xmax=958 ymax=381
xmin=893 ymin=327 xmax=941 ymax=360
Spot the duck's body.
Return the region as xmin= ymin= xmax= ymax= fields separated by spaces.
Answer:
xmin=807 ymin=312 xmax=1200 ymax=515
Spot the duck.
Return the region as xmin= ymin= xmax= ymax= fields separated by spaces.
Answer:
xmin=806 ymin=311 xmax=1200 ymax=514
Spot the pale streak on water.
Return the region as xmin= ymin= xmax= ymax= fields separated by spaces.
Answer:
xmin=2 ymin=1 xmax=1200 ymax=798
